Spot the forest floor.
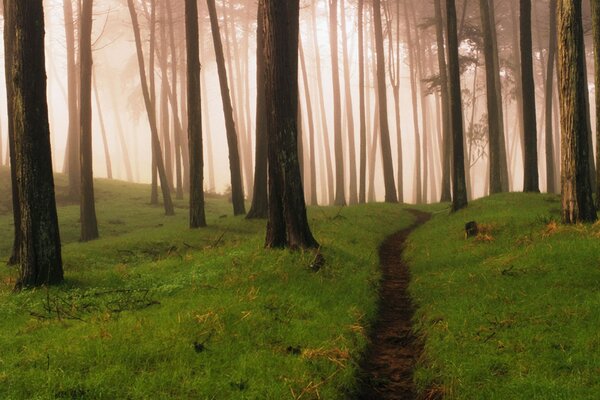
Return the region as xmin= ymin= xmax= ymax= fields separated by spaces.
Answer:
xmin=357 ymin=209 xmax=431 ymax=400
xmin=0 ymin=167 xmax=419 ymax=399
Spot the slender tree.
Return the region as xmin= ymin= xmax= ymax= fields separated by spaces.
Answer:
xmin=446 ymin=0 xmax=468 ymax=211
xmin=545 ymin=0 xmax=558 ymax=194
xmin=4 ymin=0 xmax=64 ymax=288
xmin=520 ymin=0 xmax=539 ymax=192
xmin=592 ymin=0 xmax=600 ymax=205
xmin=358 ymin=0 xmax=367 ymax=204
xmin=79 ymin=0 xmax=99 ymax=241
xmin=206 ymin=0 xmax=246 ymax=215
xmin=263 ymin=0 xmax=318 ymax=249
xmin=185 ymin=0 xmax=206 ymax=228
xmin=557 ymin=0 xmax=596 ymax=223
xmin=127 ymin=0 xmax=175 ymax=216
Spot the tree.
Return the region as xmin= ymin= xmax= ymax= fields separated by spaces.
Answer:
xmin=545 ymin=0 xmax=558 ymax=194
xmin=592 ymin=0 xmax=600 ymax=206
xmin=246 ymin=0 xmax=268 ymax=219
xmin=206 ymin=0 xmax=246 ymax=216
xmin=79 ymin=0 xmax=99 ymax=242
xmin=263 ymin=0 xmax=318 ymax=249
xmin=557 ymin=0 xmax=597 ymax=223
xmin=434 ymin=0 xmax=452 ymax=202
xmin=127 ymin=0 xmax=175 ymax=216
xmin=479 ymin=0 xmax=505 ymax=194
xmin=372 ymin=0 xmax=398 ymax=203
xmin=358 ymin=0 xmax=367 ymax=204
xmin=329 ymin=0 xmax=346 ymax=206
xmin=520 ymin=0 xmax=539 ymax=192
xmin=446 ymin=0 xmax=468 ymax=211
xmin=4 ymin=0 xmax=64 ymax=288
xmin=185 ymin=0 xmax=206 ymax=228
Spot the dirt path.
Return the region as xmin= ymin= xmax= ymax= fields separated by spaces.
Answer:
xmin=356 ymin=209 xmax=431 ymax=400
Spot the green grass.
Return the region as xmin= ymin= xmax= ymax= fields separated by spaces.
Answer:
xmin=407 ymin=193 xmax=600 ymax=399
xmin=0 ymin=167 xmax=415 ymax=399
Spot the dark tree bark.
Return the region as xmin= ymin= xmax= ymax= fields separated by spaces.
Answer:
xmin=79 ymin=0 xmax=99 ymax=242
xmin=247 ymin=0 xmax=268 ymax=219
xmin=206 ymin=0 xmax=246 ymax=216
xmin=557 ymin=0 xmax=596 ymax=223
xmin=127 ymin=0 xmax=175 ymax=216
xmin=592 ymin=0 xmax=600 ymax=205
xmin=546 ymin=0 xmax=558 ymax=194
xmin=4 ymin=0 xmax=64 ymax=288
xmin=263 ymin=0 xmax=318 ymax=249
xmin=446 ymin=0 xmax=468 ymax=211
xmin=520 ymin=0 xmax=540 ymax=192
xmin=479 ymin=0 xmax=504 ymax=194
xmin=63 ymin=0 xmax=80 ymax=200
xmin=373 ymin=0 xmax=398 ymax=203
xmin=185 ymin=0 xmax=206 ymax=228
xmin=358 ymin=0 xmax=367 ymax=204
xmin=435 ymin=0 xmax=452 ymax=202
xmin=329 ymin=0 xmax=346 ymax=206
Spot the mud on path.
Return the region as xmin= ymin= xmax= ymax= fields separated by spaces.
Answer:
xmin=356 ymin=209 xmax=432 ymax=400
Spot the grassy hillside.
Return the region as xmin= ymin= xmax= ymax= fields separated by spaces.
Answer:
xmin=408 ymin=193 xmax=600 ymax=399
xmin=0 ymin=167 xmax=415 ymax=399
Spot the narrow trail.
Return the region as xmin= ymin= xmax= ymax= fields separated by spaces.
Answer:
xmin=356 ymin=209 xmax=432 ymax=400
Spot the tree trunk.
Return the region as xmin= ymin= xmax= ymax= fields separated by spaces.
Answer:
xmin=246 ymin=0 xmax=268 ymax=219
xmin=358 ymin=0 xmax=367 ymax=204
xmin=92 ymin=70 xmax=113 ymax=180
xmin=446 ymin=0 xmax=468 ymax=211
xmin=4 ymin=0 xmax=64 ymax=288
xmin=520 ymin=0 xmax=540 ymax=192
xmin=127 ymin=0 xmax=175 ymax=216
xmin=206 ymin=0 xmax=246 ymax=215
xmin=593 ymin=0 xmax=600 ymax=205
xmin=185 ymin=0 xmax=207 ymax=228
xmin=557 ymin=0 xmax=597 ymax=223
xmin=434 ymin=0 xmax=452 ymax=202
xmin=546 ymin=0 xmax=558 ymax=194
xmin=329 ymin=0 xmax=346 ymax=206
xmin=79 ymin=0 xmax=99 ymax=242
xmin=263 ymin=0 xmax=318 ymax=249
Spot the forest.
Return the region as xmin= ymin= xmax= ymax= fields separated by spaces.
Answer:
xmin=0 ymin=0 xmax=598 ymax=399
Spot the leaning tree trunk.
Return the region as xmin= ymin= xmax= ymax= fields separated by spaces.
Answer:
xmin=185 ymin=0 xmax=206 ymax=228
xmin=329 ymin=0 xmax=346 ymax=206
xmin=263 ymin=0 xmax=319 ymax=249
xmin=4 ymin=0 xmax=64 ymax=288
xmin=520 ymin=0 xmax=540 ymax=193
xmin=79 ymin=0 xmax=99 ymax=242
xmin=247 ymin=0 xmax=268 ymax=219
xmin=434 ymin=0 xmax=452 ymax=202
xmin=546 ymin=0 xmax=558 ymax=194
xmin=557 ymin=0 xmax=597 ymax=223
xmin=127 ymin=0 xmax=175 ymax=216
xmin=373 ymin=0 xmax=398 ymax=203
xmin=446 ymin=0 xmax=468 ymax=211
xmin=206 ymin=0 xmax=246 ymax=216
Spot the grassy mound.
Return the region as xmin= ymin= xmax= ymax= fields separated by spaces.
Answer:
xmin=408 ymin=193 xmax=600 ymax=399
xmin=0 ymin=167 xmax=414 ymax=399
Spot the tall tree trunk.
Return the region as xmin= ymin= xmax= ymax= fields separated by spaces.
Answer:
xmin=434 ymin=0 xmax=452 ymax=202
xmin=299 ymin=37 xmax=319 ymax=206
xmin=520 ymin=0 xmax=540 ymax=192
xmin=479 ymin=0 xmax=503 ymax=193
xmin=358 ymin=0 xmax=367 ymax=204
xmin=557 ymin=0 xmax=597 ymax=223
xmin=159 ymin=3 xmax=173 ymax=191
xmin=329 ymin=0 xmax=346 ymax=206
xmin=246 ymin=0 xmax=268 ymax=219
xmin=373 ymin=0 xmax=397 ymax=203
xmin=593 ymin=0 xmax=600 ymax=205
xmin=546 ymin=0 xmax=558 ymax=194
xmin=4 ymin=0 xmax=64 ymax=288
xmin=63 ymin=0 xmax=80 ymax=199
xmin=509 ymin=0 xmax=526 ymax=169
xmin=92 ymin=71 xmax=113 ymax=179
xmin=79 ymin=0 xmax=99 ymax=242
xmin=185 ymin=0 xmax=206 ymax=228
xmin=206 ymin=0 xmax=246 ymax=215
xmin=340 ymin=0 xmax=358 ymax=204
xmin=446 ymin=0 xmax=468 ymax=211
xmin=127 ymin=0 xmax=175 ymax=216
xmin=389 ymin=0 xmax=404 ymax=203
xmin=263 ymin=0 xmax=318 ymax=249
